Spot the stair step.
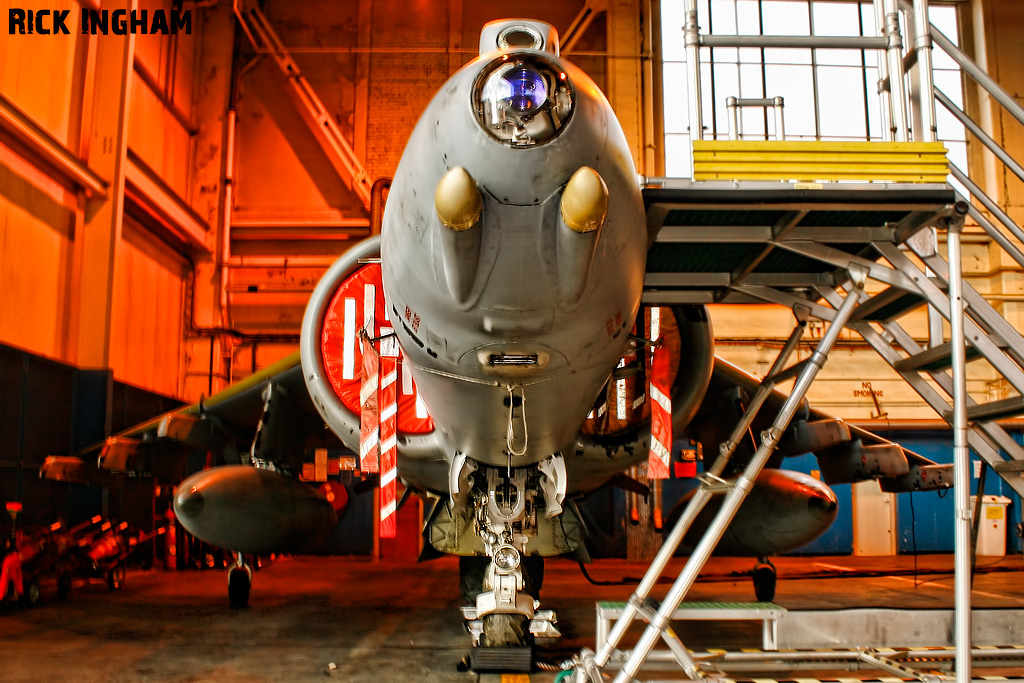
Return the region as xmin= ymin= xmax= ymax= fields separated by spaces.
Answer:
xmin=893 ymin=341 xmax=986 ymax=373
xmin=850 ymin=287 xmax=928 ymax=322
xmin=469 ymin=645 xmax=532 ymax=672
xmin=962 ymin=395 xmax=1024 ymax=422
xmin=993 ymin=460 xmax=1024 ymax=475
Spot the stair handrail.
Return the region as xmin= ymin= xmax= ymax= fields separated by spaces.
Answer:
xmin=927 ymin=22 xmax=1024 ymax=130
xmin=948 ymin=167 xmax=1024 ymax=264
xmin=915 ymin=16 xmax=1024 ymax=269
xmin=950 ymin=184 xmax=1024 ymax=273
xmin=934 ymin=88 xmax=1024 ymax=186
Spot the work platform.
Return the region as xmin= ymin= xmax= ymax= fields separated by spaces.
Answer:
xmin=640 ymin=178 xmax=1024 ymax=495
xmin=642 ymin=180 xmax=957 ymax=306
xmin=582 ymin=167 xmax=1024 ymax=681
xmin=594 ymin=0 xmax=1024 ymax=672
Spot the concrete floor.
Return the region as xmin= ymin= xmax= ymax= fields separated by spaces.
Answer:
xmin=1 ymin=553 xmax=1023 ymax=682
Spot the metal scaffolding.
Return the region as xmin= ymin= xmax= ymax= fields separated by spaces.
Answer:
xmin=572 ymin=0 xmax=1024 ymax=678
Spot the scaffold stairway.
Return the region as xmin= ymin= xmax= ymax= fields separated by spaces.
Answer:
xmin=833 ymin=225 xmax=1024 ymax=499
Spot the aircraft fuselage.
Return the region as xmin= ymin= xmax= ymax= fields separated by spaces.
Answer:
xmin=381 ymin=47 xmax=647 ymax=474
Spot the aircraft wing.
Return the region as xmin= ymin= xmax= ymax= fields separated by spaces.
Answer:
xmin=685 ymin=356 xmax=951 ymax=492
xmin=42 ymin=352 xmax=344 ymax=484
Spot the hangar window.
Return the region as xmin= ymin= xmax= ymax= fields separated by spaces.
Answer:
xmin=661 ymin=1 xmax=965 ymax=185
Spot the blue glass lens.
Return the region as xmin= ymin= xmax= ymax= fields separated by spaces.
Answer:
xmin=502 ymin=67 xmax=547 ymax=113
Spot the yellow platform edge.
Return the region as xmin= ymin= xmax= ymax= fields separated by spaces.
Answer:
xmin=692 ymin=140 xmax=949 ymax=183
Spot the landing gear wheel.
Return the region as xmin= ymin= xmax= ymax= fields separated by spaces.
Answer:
xmin=57 ymin=572 xmax=72 ymax=601
xmin=228 ymin=565 xmax=252 ymax=608
xmin=20 ymin=580 xmax=41 ymax=607
xmin=752 ymin=560 xmax=777 ymax=602
xmin=107 ymin=564 xmax=126 ymax=591
xmin=480 ymin=612 xmax=532 ymax=648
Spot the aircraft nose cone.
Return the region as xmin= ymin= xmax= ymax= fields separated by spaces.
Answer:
xmin=174 ymin=486 xmax=205 ymax=520
xmin=808 ymin=490 xmax=838 ymax=520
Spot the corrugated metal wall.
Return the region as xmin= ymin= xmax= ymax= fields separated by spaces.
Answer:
xmin=0 ymin=342 xmax=183 ymax=538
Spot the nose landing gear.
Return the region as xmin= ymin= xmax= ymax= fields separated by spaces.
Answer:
xmin=752 ymin=558 xmax=777 ymax=602
xmin=227 ymin=554 xmax=253 ymax=608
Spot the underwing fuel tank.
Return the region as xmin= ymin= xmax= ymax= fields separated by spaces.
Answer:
xmin=173 ymin=466 xmax=338 ymax=555
xmin=668 ymin=469 xmax=838 ymax=557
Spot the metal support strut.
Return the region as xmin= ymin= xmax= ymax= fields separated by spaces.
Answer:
xmin=590 ymin=307 xmax=808 ymax=675
xmin=575 ymin=271 xmax=866 ymax=682
xmin=947 ymin=217 xmax=972 ymax=683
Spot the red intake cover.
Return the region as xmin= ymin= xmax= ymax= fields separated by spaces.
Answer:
xmin=320 ymin=264 xmax=433 ymax=434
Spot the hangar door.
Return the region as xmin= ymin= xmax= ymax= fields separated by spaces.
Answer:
xmin=109 ymin=217 xmax=187 ymax=400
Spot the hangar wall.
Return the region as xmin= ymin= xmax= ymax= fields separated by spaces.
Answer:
xmin=7 ymin=0 xmax=1019 ymax=421
xmin=1 ymin=0 xmax=197 ymax=400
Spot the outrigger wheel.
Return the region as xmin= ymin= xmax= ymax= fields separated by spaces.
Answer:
xmin=227 ymin=557 xmax=253 ymax=608
xmin=752 ymin=558 xmax=777 ymax=602
xmin=106 ymin=563 xmax=126 ymax=591
xmin=57 ymin=571 xmax=72 ymax=601
xmin=20 ymin=579 xmax=41 ymax=607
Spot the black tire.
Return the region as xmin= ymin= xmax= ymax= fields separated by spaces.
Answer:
xmin=228 ymin=567 xmax=251 ymax=608
xmin=753 ymin=564 xmax=776 ymax=602
xmin=480 ymin=612 xmax=532 ymax=648
xmin=57 ymin=572 xmax=72 ymax=601
xmin=107 ymin=564 xmax=125 ymax=591
xmin=21 ymin=580 xmax=41 ymax=607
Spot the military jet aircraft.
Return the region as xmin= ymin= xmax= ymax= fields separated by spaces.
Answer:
xmin=43 ymin=18 xmax=953 ymax=657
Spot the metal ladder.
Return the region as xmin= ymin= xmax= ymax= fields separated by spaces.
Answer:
xmin=572 ymin=268 xmax=869 ymax=682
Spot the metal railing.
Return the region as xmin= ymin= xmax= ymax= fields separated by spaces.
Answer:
xmin=925 ymin=17 xmax=1024 ymax=276
xmin=680 ymin=0 xmax=933 ymax=146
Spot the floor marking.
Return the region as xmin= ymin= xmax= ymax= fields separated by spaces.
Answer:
xmin=813 ymin=562 xmax=856 ymax=572
xmin=883 ymin=575 xmax=1024 ymax=605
